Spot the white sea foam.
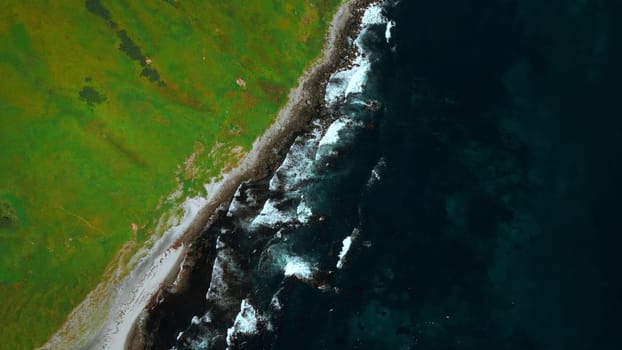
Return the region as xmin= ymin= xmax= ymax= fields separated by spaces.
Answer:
xmin=205 ymin=253 xmax=228 ymax=301
xmin=283 ymin=255 xmax=314 ymax=280
xmin=385 ymin=20 xmax=396 ymax=43
xmin=337 ymin=228 xmax=361 ymax=269
xmin=226 ymin=299 xmax=260 ymax=348
xmin=268 ymin=134 xmax=320 ymax=192
xmin=337 ymin=236 xmax=353 ymax=269
xmin=201 ymin=314 xmax=212 ymax=324
xmin=215 ymin=236 xmax=225 ymax=249
xmin=252 ymin=199 xmax=295 ymax=228
xmin=251 ymin=194 xmax=315 ymax=230
xmin=270 ymin=295 xmax=283 ymax=311
xmin=296 ymin=197 xmax=313 ymax=224
xmin=345 ymin=56 xmax=372 ymax=96
xmin=325 ymin=55 xmax=370 ymax=105
xmin=226 ymin=186 xmax=243 ymax=217
xmin=361 ymin=4 xmax=388 ymax=26
xmin=227 ymin=184 xmax=262 ymax=218
xmin=226 ymin=199 xmax=241 ymax=218
xmin=325 ymin=3 xmax=389 ymax=106
xmin=318 ymin=118 xmax=349 ymax=148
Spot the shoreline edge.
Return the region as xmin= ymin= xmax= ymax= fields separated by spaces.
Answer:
xmin=39 ymin=1 xmax=372 ymax=348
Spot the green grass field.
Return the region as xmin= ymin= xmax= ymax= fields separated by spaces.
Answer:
xmin=0 ymin=1 xmax=339 ymax=348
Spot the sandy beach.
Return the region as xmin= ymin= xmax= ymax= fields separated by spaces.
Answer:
xmin=37 ymin=1 xmax=373 ymax=349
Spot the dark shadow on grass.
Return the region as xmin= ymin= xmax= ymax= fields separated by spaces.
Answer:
xmin=78 ymin=86 xmax=107 ymax=106
xmin=85 ymin=0 xmax=117 ymax=28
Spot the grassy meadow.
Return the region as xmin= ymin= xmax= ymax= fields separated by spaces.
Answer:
xmin=0 ymin=0 xmax=339 ymax=348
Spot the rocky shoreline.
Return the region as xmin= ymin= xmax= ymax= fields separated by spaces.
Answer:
xmin=40 ymin=1 xmax=378 ymax=349
xmin=130 ymin=1 xmax=382 ymax=348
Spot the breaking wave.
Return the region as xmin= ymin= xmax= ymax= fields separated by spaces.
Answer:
xmin=169 ymin=3 xmax=395 ymax=349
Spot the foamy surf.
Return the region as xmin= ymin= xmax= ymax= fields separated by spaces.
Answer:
xmin=325 ymin=3 xmax=389 ymax=106
xmin=142 ymin=1 xmax=396 ymax=348
xmin=225 ymin=299 xmax=267 ymax=349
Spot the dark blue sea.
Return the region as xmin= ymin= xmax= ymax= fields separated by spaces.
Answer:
xmin=146 ymin=1 xmax=622 ymax=349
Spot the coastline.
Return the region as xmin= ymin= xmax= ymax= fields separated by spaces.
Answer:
xmin=39 ymin=1 xmax=369 ymax=349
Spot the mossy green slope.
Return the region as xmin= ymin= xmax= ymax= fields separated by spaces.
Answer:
xmin=0 ymin=0 xmax=339 ymax=348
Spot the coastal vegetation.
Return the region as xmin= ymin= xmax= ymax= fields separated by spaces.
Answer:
xmin=0 ymin=0 xmax=340 ymax=348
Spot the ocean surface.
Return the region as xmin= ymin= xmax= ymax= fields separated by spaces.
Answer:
xmin=147 ymin=0 xmax=622 ymax=349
